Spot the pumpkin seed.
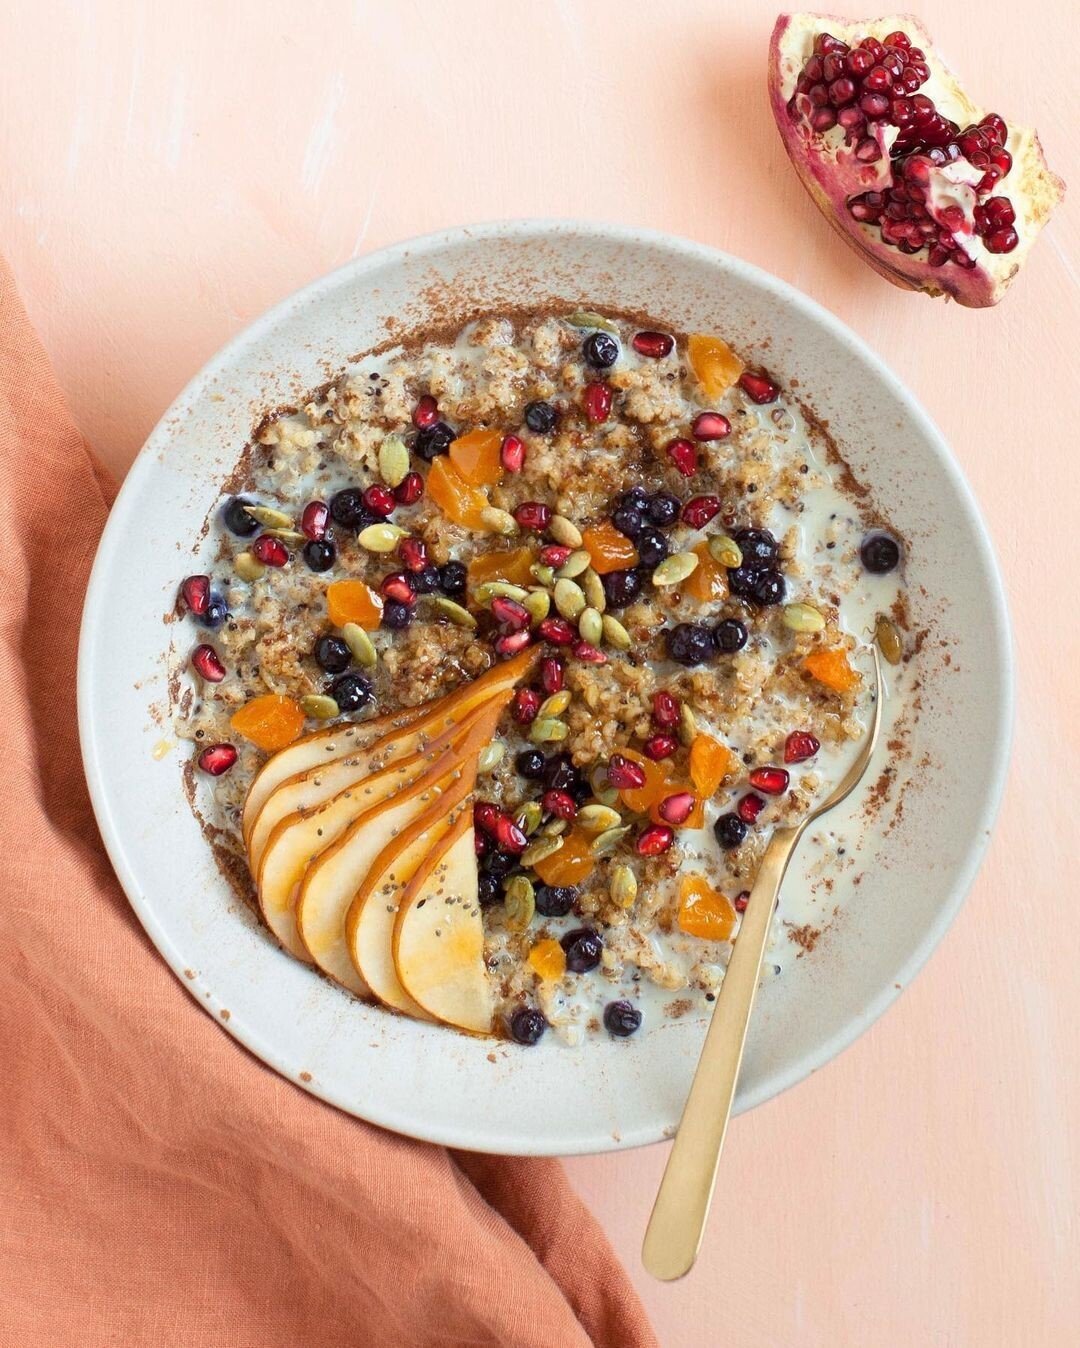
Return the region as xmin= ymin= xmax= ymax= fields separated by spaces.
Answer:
xmin=708 ymin=534 xmax=743 ymax=568
xmin=523 ymin=588 xmax=551 ymax=624
xmin=582 ymin=567 xmax=606 ymax=612
xmin=875 ymin=613 xmax=903 ymax=665
xmin=577 ymin=803 xmax=622 ymax=834
xmin=341 ymin=622 xmax=378 ymax=667
xmin=243 ymin=504 xmax=293 ymax=529
xmin=529 ymin=716 xmax=569 ymax=745
xmin=235 ymin=551 xmax=266 ymax=582
xmin=300 ymin=694 xmax=340 ymax=720
xmin=553 ymin=578 xmax=586 ymax=620
xmin=589 ymin=764 xmax=619 ymax=807
xmin=610 ymin=863 xmax=638 ymax=909
xmin=503 ymin=876 xmax=536 ymax=931
xmin=477 ymin=741 xmax=505 ymax=773
xmin=565 ymin=310 xmax=619 ymax=333
xmin=474 ymin=581 xmax=529 ymax=604
xmin=578 ymin=607 xmax=603 ymax=647
xmin=600 ymin=614 xmax=631 ymax=650
xmin=538 ymin=690 xmax=572 ymax=718
xmin=262 ymin=528 xmax=307 ymax=546
xmin=521 ymin=836 xmax=564 ymax=869
xmin=555 ymin=549 xmax=591 ymax=579
xmin=529 ymin=563 xmax=556 ymax=588
xmin=678 ymin=702 xmax=698 ymax=747
xmin=548 ymin=514 xmax=583 ymax=548
xmin=652 ymin=552 xmax=700 ymax=587
xmin=358 ymin=522 xmax=407 ymax=552
xmin=590 ymin=824 xmax=632 ymax=857
xmin=541 ymin=817 xmax=568 ymax=838
xmin=480 ymin=506 xmax=519 ymax=537
xmin=430 ymin=597 xmax=477 ymax=629
xmin=783 ymin=602 xmax=826 ymax=633
xmin=378 ymin=434 xmax=411 ymax=488
xmin=516 ymin=801 xmax=544 ymax=836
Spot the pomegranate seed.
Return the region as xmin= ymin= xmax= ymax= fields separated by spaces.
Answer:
xmin=513 ymin=501 xmax=553 ymax=531
xmin=492 ymin=596 xmax=530 ymax=631
xmin=681 ymin=495 xmax=722 ymax=529
xmin=855 ymin=137 xmax=882 ymax=163
xmin=784 ymin=731 xmax=820 ymax=764
xmin=540 ymin=657 xmax=564 ymax=695
xmin=474 ymin=802 xmax=501 ymax=835
xmin=734 ymin=890 xmax=750 ymax=913
xmin=538 ymin=617 xmax=576 ymax=645
xmin=828 ymin=77 xmax=856 ymax=105
xmin=301 ymin=500 xmax=330 ymax=541
xmin=511 ymin=687 xmax=541 ymax=724
xmin=542 ymin=789 xmax=577 ymax=821
xmin=191 ymin=644 xmax=226 ymax=682
xmin=363 ymin=484 xmax=396 ymax=517
xmin=981 ymin=113 xmax=1007 ymax=145
xmin=636 ymin=823 xmax=674 ymax=856
xmin=393 ymin=472 xmax=424 ymax=505
xmin=583 ymin=381 xmax=614 ymax=424
xmin=651 ymin=690 xmax=680 ymax=729
xmin=197 ymin=743 xmax=237 ymax=776
xmin=658 ymin=791 xmax=695 ymax=826
xmin=859 ymin=91 xmax=890 ymax=118
xmin=251 ymin=535 xmax=289 ymax=567
xmin=737 ymin=793 xmax=765 ymax=824
xmin=412 ymin=395 xmax=439 ymax=429
xmin=739 ymin=371 xmax=779 ymax=404
xmin=691 ymin=412 xmax=731 ymax=441
xmin=632 ymin=331 xmax=674 ymax=359
xmin=810 ymin=107 xmax=837 ymax=133
xmin=397 ymin=537 xmax=429 ymax=573
xmin=381 ymin=572 xmax=416 ymax=606
xmin=572 ymin=640 xmax=607 ymax=665
xmin=500 ymin=434 xmax=525 ymax=473
xmin=984 ymin=226 xmax=1019 ymax=254
xmin=749 ymin=766 xmax=790 ymax=796
xmin=539 ymin=545 xmax=572 ymax=567
xmin=494 ymin=630 xmax=533 ymax=657
xmin=494 ymin=814 xmax=528 ymax=854
xmin=607 ymin=755 xmax=647 ymax=790
xmin=474 ymin=829 xmax=490 ymax=858
xmin=180 ymin=575 xmax=210 ymax=616
xmin=642 ymin=733 xmax=678 ymax=761
xmin=666 ymin=437 xmax=698 ymax=477
xmin=821 ymin=54 xmax=844 ymax=81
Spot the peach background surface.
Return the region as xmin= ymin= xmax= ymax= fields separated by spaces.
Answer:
xmin=3 ymin=2 xmax=1077 ymax=1345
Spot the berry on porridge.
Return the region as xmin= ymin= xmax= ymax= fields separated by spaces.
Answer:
xmin=174 ymin=308 xmax=907 ymax=1044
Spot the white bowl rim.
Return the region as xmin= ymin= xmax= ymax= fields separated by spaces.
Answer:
xmin=77 ymin=218 xmax=1014 ymax=1153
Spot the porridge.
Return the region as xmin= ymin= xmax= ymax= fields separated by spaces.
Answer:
xmin=173 ymin=308 xmax=906 ymax=1045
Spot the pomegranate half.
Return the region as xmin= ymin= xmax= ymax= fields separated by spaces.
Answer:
xmin=768 ymin=13 xmax=1064 ymax=307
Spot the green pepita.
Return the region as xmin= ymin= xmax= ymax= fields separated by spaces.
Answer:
xmin=262 ymin=528 xmax=307 ymax=546
xmin=609 ymin=863 xmax=638 ymax=909
xmin=548 ymin=515 xmax=583 ymax=548
xmin=708 ymin=534 xmax=743 ymax=568
xmin=243 ymin=504 xmax=293 ymax=529
xmin=378 ymin=434 xmax=410 ymax=488
xmin=235 ymin=551 xmax=266 ymax=582
xmin=474 ymin=581 xmax=529 ymax=604
xmin=521 ymin=836 xmax=564 ymax=869
xmin=300 ymin=694 xmax=340 ymax=720
xmin=553 ymin=578 xmax=586 ymax=620
xmin=477 ymin=741 xmax=506 ymax=773
xmin=555 ymin=549 xmax=591 ymax=579
xmin=516 ymin=801 xmax=544 ymax=836
xmin=503 ymin=876 xmax=536 ymax=931
xmin=590 ymin=825 xmax=632 ymax=857
xmin=582 ymin=567 xmax=606 ymax=612
xmin=341 ymin=622 xmax=378 ymax=667
xmin=578 ymin=607 xmax=603 ymax=647
xmin=589 ymin=764 xmax=619 ymax=807
xmin=652 ymin=552 xmax=700 ymax=587
xmin=783 ymin=602 xmax=826 ymax=633
xmin=538 ymin=690 xmax=572 ymax=718
xmin=523 ymin=588 xmax=551 ymax=624
xmin=480 ymin=506 xmax=519 ymax=537
xmin=565 ymin=311 xmax=619 ymax=334
xmin=430 ymin=596 xmax=478 ymax=629
xmin=875 ymin=613 xmax=903 ymax=665
xmin=540 ymin=818 xmax=567 ymax=838
xmin=529 ymin=563 xmax=556 ymax=588
xmin=529 ymin=716 xmax=569 ymax=745
xmin=678 ymin=702 xmax=698 ymax=747
xmin=577 ymin=803 xmax=622 ymax=834
xmin=358 ymin=522 xmax=407 ymax=552
xmin=600 ymin=614 xmax=631 ymax=651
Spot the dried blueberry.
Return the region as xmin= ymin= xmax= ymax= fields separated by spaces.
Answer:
xmin=560 ymin=927 xmax=603 ymax=973
xmin=438 ymin=560 xmax=467 ymax=598
xmin=647 ymin=492 xmax=681 ymax=528
xmin=713 ymin=618 xmax=748 ymax=653
xmin=314 ymin=635 xmax=351 ymax=674
xmin=413 ymin=421 xmax=455 ymax=462
xmin=412 ymin=564 xmax=441 ymax=594
xmin=381 ymin=600 xmax=413 ymax=629
xmin=202 ymin=594 xmax=229 ymax=629
xmin=733 ymin=528 xmax=778 ymax=565
xmin=601 ymin=568 xmax=642 ymax=609
xmin=583 ymin=331 xmax=620 ymax=369
xmin=714 ymin=813 xmax=748 ymax=849
xmin=619 ymin=487 xmax=650 ymax=512
xmin=524 ymin=400 xmax=557 ymax=434
xmin=635 ymin=526 xmax=669 ymax=570
xmin=509 ymin=1007 xmax=547 ymax=1045
xmin=483 ymin=850 xmax=517 ymax=880
xmin=478 ymin=874 xmax=501 ymax=907
xmin=611 ymin=503 xmax=647 ymax=538
xmin=515 ymin=748 xmax=546 ymax=780
xmin=541 ymin=753 xmax=579 ymax=792
xmin=860 ymin=532 xmax=901 ymax=574
xmin=603 ymin=1000 xmax=642 ymax=1037
xmin=329 ymin=488 xmax=368 ymax=528
xmin=728 ymin=565 xmax=785 ymax=606
xmin=221 ymin=496 xmax=260 ymax=537
xmin=666 ymin=622 xmax=715 ymax=666
xmin=535 ymin=884 xmax=577 ymax=917
xmin=330 ymin=672 xmax=373 ymax=712
xmin=303 ymin=539 xmax=336 ymax=572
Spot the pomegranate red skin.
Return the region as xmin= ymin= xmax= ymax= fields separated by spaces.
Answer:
xmin=768 ymin=12 xmax=1065 ymax=307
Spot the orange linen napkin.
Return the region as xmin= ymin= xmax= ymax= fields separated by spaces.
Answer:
xmin=0 ymin=256 xmax=658 ymax=1348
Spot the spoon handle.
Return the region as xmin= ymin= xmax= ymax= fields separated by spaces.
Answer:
xmin=641 ymin=824 xmax=800 ymax=1281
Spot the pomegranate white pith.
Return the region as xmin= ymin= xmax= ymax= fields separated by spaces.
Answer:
xmin=768 ymin=12 xmax=1065 ymax=306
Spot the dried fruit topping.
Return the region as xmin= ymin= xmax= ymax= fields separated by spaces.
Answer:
xmin=500 ymin=433 xmax=525 ymax=473
xmin=607 ymin=755 xmax=648 ymax=791
xmin=681 ymin=496 xmax=722 ymax=530
xmin=509 ymin=1006 xmax=548 ymax=1045
xmin=691 ymin=411 xmax=732 ymax=441
xmin=667 ymin=622 xmax=715 ymax=666
xmin=583 ymin=381 xmax=614 ymax=424
xmin=636 ymin=823 xmax=675 ymax=856
xmin=449 ymin=428 xmax=504 ymax=486
xmin=683 ymin=541 xmax=729 ymax=605
xmin=714 ymin=618 xmax=748 ymax=654
xmin=191 ymin=644 xmax=226 ymax=683
xmin=560 ymin=926 xmax=604 ymax=973
xmin=687 ymin=334 xmax=745 ymax=399
xmin=737 ymin=792 xmax=766 ymax=824
xmin=604 ymin=1000 xmax=643 ymax=1036
xmin=537 ymin=616 xmax=576 ymax=646
xmin=300 ymin=500 xmax=330 ymax=541
xmin=197 ymin=743 xmax=237 ymax=776
xmin=180 ymin=575 xmax=211 ymax=617
xmin=714 ymin=812 xmax=748 ymax=849
xmin=540 ymin=657 xmax=565 ymax=696
xmin=533 ymin=829 xmax=597 ymax=888
xmin=426 ymin=456 xmax=489 ymax=530
xmin=414 ymin=421 xmax=455 ymax=462
xmin=571 ymin=640 xmax=607 ymax=665
xmin=583 ymin=331 xmax=620 ymax=369
xmin=528 ymin=937 xmax=567 ymax=982
xmin=802 ymin=645 xmax=859 ymax=692
xmin=222 ymin=496 xmax=260 ymax=537
xmin=393 ymin=471 xmax=424 ymax=506
xmin=327 ymin=579 xmax=384 ymax=629
xmin=784 ymin=730 xmax=820 ymax=763
xmin=632 ymin=331 xmax=674 ymax=359
xmin=412 ymin=394 xmax=439 ymax=429
xmin=678 ymin=874 xmax=737 ymax=941
xmin=860 ymin=532 xmax=901 ymax=573
xmin=329 ymin=672 xmax=374 ymax=712
xmin=229 ymin=694 xmax=306 ymax=751
xmin=523 ymin=400 xmax=558 ymax=434
xmin=651 ymin=690 xmax=681 ymax=729
xmin=380 ymin=572 xmax=416 ymax=607
xmin=542 ymin=789 xmax=578 ymax=821
xmin=467 ymin=547 xmax=535 ymax=589
xmin=513 ymin=501 xmax=553 ymax=532
xmin=769 ymin=14 xmax=1065 ymax=307
xmin=738 ymin=371 xmax=780 ymax=404
xmin=363 ymin=484 xmax=396 ymax=517
xmin=251 ymin=535 xmax=289 ymax=567
xmin=581 ymin=521 xmax=640 ymax=575
xmin=689 ymin=734 xmax=738 ymax=796
xmin=642 ymin=733 xmax=678 ymax=762
xmin=665 ymin=437 xmax=698 ymax=477
xmin=658 ymin=791 xmax=696 ymax=826
xmin=749 ymin=766 xmax=790 ymax=796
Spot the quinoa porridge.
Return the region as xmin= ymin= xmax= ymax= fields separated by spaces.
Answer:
xmin=173 ymin=308 xmax=906 ymax=1046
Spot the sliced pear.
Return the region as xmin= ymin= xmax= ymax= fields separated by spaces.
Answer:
xmin=346 ymin=769 xmax=477 ymax=1015
xmin=393 ymin=810 xmax=493 ymax=1035
xmin=295 ymin=708 xmax=499 ymax=996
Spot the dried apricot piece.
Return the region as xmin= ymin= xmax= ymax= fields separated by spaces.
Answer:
xmin=617 ymin=747 xmax=671 ymax=814
xmin=230 ymin=695 xmax=306 ymax=752
xmin=581 ymin=520 xmax=639 ymax=575
xmin=467 ymin=546 xmax=535 ymax=589
xmin=683 ymin=541 xmax=729 ymax=604
xmin=689 ymin=733 xmax=739 ymax=796
xmin=533 ymin=829 xmax=597 ymax=888
xmin=678 ymin=874 xmax=737 ymax=942
xmin=327 ymin=579 xmax=384 ymax=629
xmin=802 ymin=646 xmax=859 ymax=693
xmin=687 ymin=334 xmax=745 ymax=400
xmin=449 ymin=428 xmax=504 ymax=486
xmin=527 ymin=937 xmax=567 ymax=982
xmin=427 ymin=456 xmax=490 ymax=530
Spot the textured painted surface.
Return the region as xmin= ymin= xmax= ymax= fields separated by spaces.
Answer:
xmin=2 ymin=2 xmax=1077 ymax=1344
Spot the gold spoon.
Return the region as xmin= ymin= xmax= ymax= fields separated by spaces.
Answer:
xmin=642 ymin=644 xmax=884 ymax=1281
